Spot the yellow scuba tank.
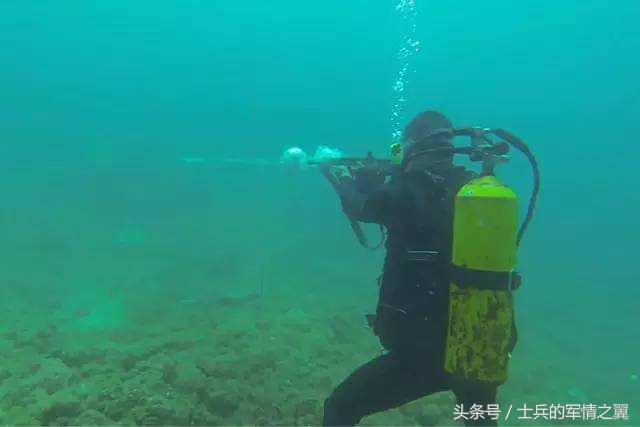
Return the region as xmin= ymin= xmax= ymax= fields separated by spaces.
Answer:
xmin=444 ymin=175 xmax=519 ymax=384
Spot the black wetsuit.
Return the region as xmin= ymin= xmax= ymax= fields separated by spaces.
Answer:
xmin=323 ymin=165 xmax=499 ymax=426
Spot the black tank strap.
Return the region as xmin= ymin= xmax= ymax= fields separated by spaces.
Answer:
xmin=449 ymin=265 xmax=522 ymax=291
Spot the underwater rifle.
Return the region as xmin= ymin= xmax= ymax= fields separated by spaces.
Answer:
xmin=317 ymin=127 xmax=539 ymax=247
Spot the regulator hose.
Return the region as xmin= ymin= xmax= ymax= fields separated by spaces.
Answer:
xmin=490 ymin=128 xmax=540 ymax=246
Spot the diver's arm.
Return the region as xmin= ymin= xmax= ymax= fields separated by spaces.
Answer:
xmin=335 ymin=177 xmax=390 ymax=224
xmin=320 ymin=164 xmax=391 ymax=224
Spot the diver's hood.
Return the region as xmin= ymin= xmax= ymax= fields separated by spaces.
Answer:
xmin=404 ymin=127 xmax=455 ymax=147
xmin=402 ymin=129 xmax=455 ymax=174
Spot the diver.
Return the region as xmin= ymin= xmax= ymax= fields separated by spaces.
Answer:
xmin=321 ymin=110 xmax=523 ymax=426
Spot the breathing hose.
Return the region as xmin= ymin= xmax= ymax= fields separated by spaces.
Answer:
xmin=490 ymin=128 xmax=540 ymax=246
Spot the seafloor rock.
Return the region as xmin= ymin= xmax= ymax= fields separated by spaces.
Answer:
xmin=2 ymin=406 xmax=40 ymax=426
xmin=0 ymin=367 xmax=11 ymax=382
xmin=198 ymin=389 xmax=239 ymax=418
xmin=52 ymin=347 xmax=105 ymax=368
xmin=196 ymin=354 xmax=237 ymax=380
xmin=38 ymin=391 xmax=83 ymax=425
xmin=117 ymin=351 xmax=143 ymax=372
xmin=95 ymin=384 xmax=145 ymax=422
xmin=2 ymin=385 xmax=36 ymax=409
xmin=188 ymin=404 xmax=224 ymax=426
xmin=130 ymin=394 xmax=193 ymax=425
xmin=293 ymin=398 xmax=322 ymax=425
xmin=86 ymin=360 xmax=174 ymax=423
xmin=244 ymin=349 xmax=279 ymax=378
xmin=172 ymin=360 xmax=208 ymax=394
xmin=137 ymin=352 xmax=176 ymax=379
xmin=161 ymin=358 xmax=178 ymax=385
xmin=280 ymin=307 xmax=314 ymax=334
xmin=32 ymin=324 xmax=58 ymax=353
xmin=252 ymin=405 xmax=280 ymax=426
xmin=30 ymin=357 xmax=77 ymax=396
xmin=74 ymin=409 xmax=115 ymax=426
xmin=328 ymin=313 xmax=358 ymax=344
xmin=111 ymin=341 xmax=167 ymax=373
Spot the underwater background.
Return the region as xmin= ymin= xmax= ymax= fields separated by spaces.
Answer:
xmin=1 ymin=0 xmax=638 ymax=425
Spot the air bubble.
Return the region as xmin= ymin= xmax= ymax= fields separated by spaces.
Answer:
xmin=390 ymin=0 xmax=420 ymax=142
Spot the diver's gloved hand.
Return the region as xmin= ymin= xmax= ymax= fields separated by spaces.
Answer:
xmin=320 ymin=165 xmax=366 ymax=218
xmin=320 ymin=164 xmax=357 ymax=197
xmin=321 ymin=162 xmax=384 ymax=193
xmin=337 ymin=177 xmax=367 ymax=219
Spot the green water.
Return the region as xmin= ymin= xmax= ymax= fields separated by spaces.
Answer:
xmin=0 ymin=1 xmax=638 ymax=425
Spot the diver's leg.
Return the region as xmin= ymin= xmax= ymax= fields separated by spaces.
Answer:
xmin=451 ymin=383 xmax=499 ymax=427
xmin=322 ymin=351 xmax=448 ymax=426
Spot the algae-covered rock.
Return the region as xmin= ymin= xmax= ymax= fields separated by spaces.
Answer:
xmin=38 ymin=391 xmax=83 ymax=425
xmin=161 ymin=359 xmax=178 ymax=385
xmin=30 ymin=357 xmax=76 ymax=396
xmin=102 ymin=399 xmax=128 ymax=422
xmin=52 ymin=347 xmax=105 ymax=368
xmin=198 ymin=389 xmax=239 ymax=418
xmin=196 ymin=354 xmax=237 ymax=379
xmin=189 ymin=404 xmax=224 ymax=426
xmin=252 ymin=405 xmax=280 ymax=426
xmin=293 ymin=398 xmax=322 ymax=425
xmin=75 ymin=409 xmax=115 ymax=426
xmin=131 ymin=395 xmax=193 ymax=425
xmin=97 ymin=385 xmax=143 ymax=422
xmin=3 ymin=406 xmax=40 ymax=426
xmin=113 ymin=348 xmax=148 ymax=372
xmin=328 ymin=313 xmax=358 ymax=344
xmin=0 ymin=367 xmax=11 ymax=382
xmin=244 ymin=349 xmax=279 ymax=379
xmin=172 ymin=361 xmax=207 ymax=394
xmin=95 ymin=366 xmax=170 ymax=422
